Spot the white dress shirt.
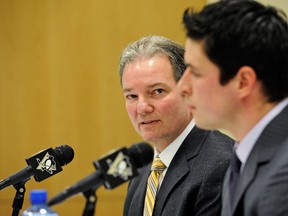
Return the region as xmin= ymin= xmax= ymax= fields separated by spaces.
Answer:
xmin=153 ymin=119 xmax=195 ymax=188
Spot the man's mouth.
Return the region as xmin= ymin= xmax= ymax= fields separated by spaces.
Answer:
xmin=141 ymin=120 xmax=159 ymax=125
xmin=188 ymin=104 xmax=196 ymax=111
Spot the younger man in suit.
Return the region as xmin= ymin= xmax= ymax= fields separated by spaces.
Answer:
xmin=119 ymin=35 xmax=234 ymax=216
xmin=179 ymin=0 xmax=288 ymax=215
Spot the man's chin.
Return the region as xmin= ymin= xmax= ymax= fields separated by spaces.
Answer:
xmin=194 ymin=118 xmax=216 ymax=130
xmin=140 ymin=134 xmax=161 ymax=144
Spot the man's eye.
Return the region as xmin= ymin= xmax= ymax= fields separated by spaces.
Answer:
xmin=191 ymin=70 xmax=201 ymax=78
xmin=126 ymin=94 xmax=137 ymax=100
xmin=154 ymin=89 xmax=165 ymax=95
xmin=186 ymin=67 xmax=201 ymax=78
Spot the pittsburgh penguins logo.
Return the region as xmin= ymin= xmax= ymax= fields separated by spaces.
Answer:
xmin=36 ymin=152 xmax=57 ymax=174
xmin=106 ymin=152 xmax=133 ymax=181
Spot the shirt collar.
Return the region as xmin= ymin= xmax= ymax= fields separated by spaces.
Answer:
xmin=236 ymin=98 xmax=288 ymax=167
xmin=154 ymin=119 xmax=195 ymax=168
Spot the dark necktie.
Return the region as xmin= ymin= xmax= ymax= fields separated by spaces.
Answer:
xmin=229 ymin=151 xmax=242 ymax=208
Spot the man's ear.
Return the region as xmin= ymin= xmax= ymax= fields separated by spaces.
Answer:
xmin=235 ymin=66 xmax=257 ymax=97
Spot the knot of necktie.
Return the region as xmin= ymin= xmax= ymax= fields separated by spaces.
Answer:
xmin=151 ymin=157 xmax=166 ymax=172
xmin=230 ymin=152 xmax=241 ymax=174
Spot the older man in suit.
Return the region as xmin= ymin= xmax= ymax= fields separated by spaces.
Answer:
xmin=179 ymin=0 xmax=288 ymax=215
xmin=119 ymin=35 xmax=234 ymax=216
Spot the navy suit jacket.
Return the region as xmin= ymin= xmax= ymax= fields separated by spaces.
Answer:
xmin=124 ymin=127 xmax=234 ymax=216
xmin=221 ymin=105 xmax=288 ymax=216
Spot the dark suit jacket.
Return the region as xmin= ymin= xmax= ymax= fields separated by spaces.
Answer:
xmin=221 ymin=105 xmax=288 ymax=216
xmin=124 ymin=127 xmax=234 ymax=216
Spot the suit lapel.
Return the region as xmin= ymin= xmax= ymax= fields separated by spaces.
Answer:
xmin=153 ymin=127 xmax=209 ymax=215
xmin=232 ymin=105 xmax=288 ymax=214
xmin=153 ymin=153 xmax=189 ymax=215
xmin=222 ymin=167 xmax=233 ymax=216
xmin=128 ymin=165 xmax=151 ymax=216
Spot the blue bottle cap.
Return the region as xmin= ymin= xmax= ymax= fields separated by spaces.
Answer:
xmin=30 ymin=189 xmax=47 ymax=205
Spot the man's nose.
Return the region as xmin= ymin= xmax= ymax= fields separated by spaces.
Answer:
xmin=137 ymin=98 xmax=153 ymax=115
xmin=178 ymin=69 xmax=193 ymax=97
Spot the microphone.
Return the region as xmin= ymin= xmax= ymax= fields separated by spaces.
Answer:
xmin=47 ymin=142 xmax=153 ymax=206
xmin=0 ymin=144 xmax=74 ymax=190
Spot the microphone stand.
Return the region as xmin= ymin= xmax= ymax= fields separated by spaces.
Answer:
xmin=12 ymin=178 xmax=30 ymax=216
xmin=82 ymin=184 xmax=101 ymax=216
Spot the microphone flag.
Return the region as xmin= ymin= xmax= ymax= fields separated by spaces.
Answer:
xmin=26 ymin=148 xmax=63 ymax=182
xmin=94 ymin=147 xmax=138 ymax=189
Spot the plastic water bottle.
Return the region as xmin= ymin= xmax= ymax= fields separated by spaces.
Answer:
xmin=21 ymin=189 xmax=59 ymax=216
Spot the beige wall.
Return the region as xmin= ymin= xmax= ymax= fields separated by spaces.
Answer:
xmin=256 ymin=0 xmax=288 ymax=14
xmin=0 ymin=0 xmax=205 ymax=215
xmin=207 ymin=0 xmax=288 ymax=14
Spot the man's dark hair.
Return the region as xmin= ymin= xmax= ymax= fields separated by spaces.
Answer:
xmin=183 ymin=0 xmax=288 ymax=102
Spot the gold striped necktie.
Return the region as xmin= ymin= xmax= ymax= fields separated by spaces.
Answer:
xmin=143 ymin=157 xmax=166 ymax=216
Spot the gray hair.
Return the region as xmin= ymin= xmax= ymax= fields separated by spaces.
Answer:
xmin=119 ymin=35 xmax=186 ymax=86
